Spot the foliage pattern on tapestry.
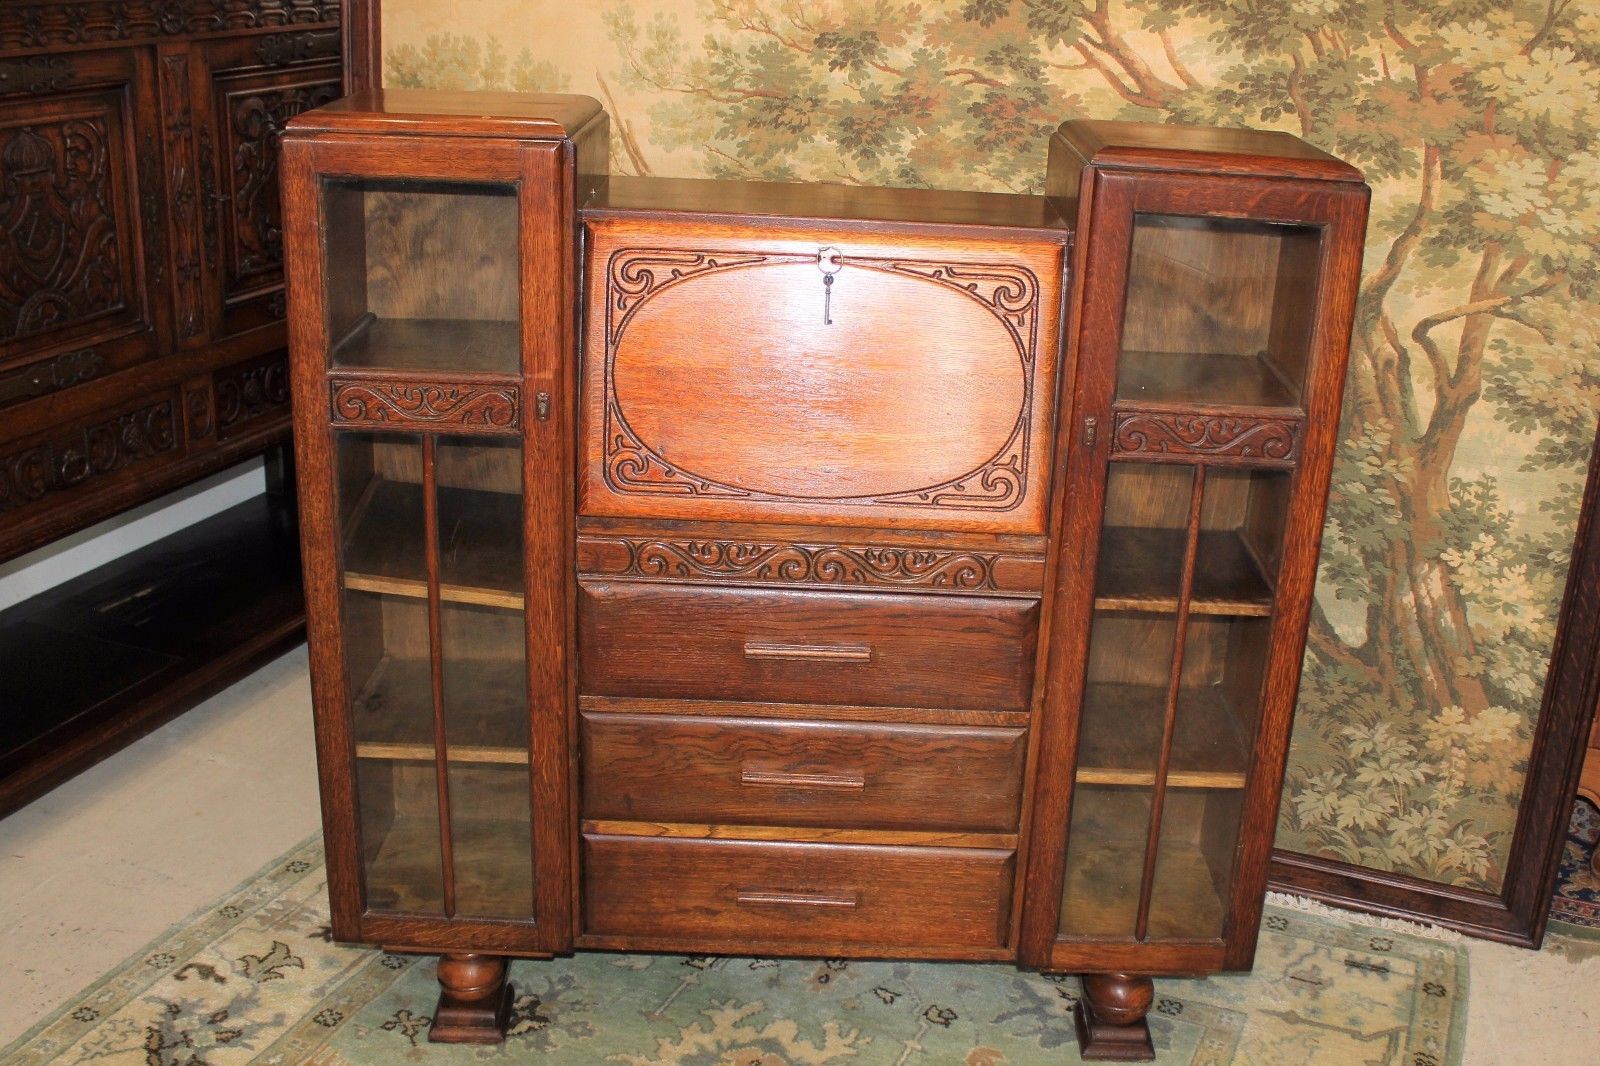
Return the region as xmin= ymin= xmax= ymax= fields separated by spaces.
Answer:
xmin=383 ymin=0 xmax=1600 ymax=890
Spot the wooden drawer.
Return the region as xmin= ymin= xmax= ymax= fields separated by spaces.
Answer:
xmin=582 ymin=834 xmax=1014 ymax=950
xmin=578 ymin=581 xmax=1038 ymax=711
xmin=581 ymin=711 xmax=1027 ymax=831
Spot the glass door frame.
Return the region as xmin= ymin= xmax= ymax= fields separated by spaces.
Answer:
xmin=1019 ymin=166 xmax=1369 ymax=973
xmin=283 ymin=131 xmax=575 ymax=954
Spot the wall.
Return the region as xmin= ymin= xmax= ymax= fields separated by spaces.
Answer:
xmin=381 ymin=0 xmax=1600 ymax=892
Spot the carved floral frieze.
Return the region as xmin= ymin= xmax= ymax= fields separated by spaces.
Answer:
xmin=330 ymin=379 xmax=521 ymax=431
xmin=582 ymin=535 xmax=1045 ymax=594
xmin=1112 ymin=410 xmax=1301 ymax=463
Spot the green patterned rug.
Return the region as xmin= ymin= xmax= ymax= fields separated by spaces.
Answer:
xmin=1 ymin=836 xmax=1466 ymax=1065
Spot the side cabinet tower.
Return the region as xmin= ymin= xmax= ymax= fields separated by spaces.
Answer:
xmin=281 ymin=92 xmax=1367 ymax=1060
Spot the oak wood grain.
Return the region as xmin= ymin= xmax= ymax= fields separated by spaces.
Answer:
xmin=577 ymin=580 xmax=1039 ymax=712
xmin=580 ymin=711 xmax=1027 ymax=831
xmin=582 ymin=834 xmax=1015 ymax=950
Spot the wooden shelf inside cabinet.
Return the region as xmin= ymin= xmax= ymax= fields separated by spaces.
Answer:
xmin=331 ymin=315 xmax=521 ymax=374
xmin=343 ymin=479 xmax=523 ymax=610
xmin=1115 ymin=350 xmax=1303 ymax=410
xmin=1095 ymin=527 xmax=1274 ymax=616
xmin=353 ymin=657 xmax=529 ymax=765
xmin=1075 ymin=683 xmax=1251 ymax=789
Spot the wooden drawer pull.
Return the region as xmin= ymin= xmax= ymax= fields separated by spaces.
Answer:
xmin=737 ymin=889 xmax=860 ymax=910
xmin=742 ymin=640 xmax=872 ymax=662
xmin=740 ymin=767 xmax=867 ymax=791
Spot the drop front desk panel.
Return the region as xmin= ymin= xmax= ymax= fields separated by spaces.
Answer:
xmin=282 ymin=90 xmax=1368 ymax=1060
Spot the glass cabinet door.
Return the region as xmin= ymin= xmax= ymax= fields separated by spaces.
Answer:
xmin=339 ymin=432 xmax=533 ymax=921
xmin=308 ymin=165 xmax=548 ymax=933
xmin=1044 ymin=195 xmax=1335 ymax=958
xmin=1059 ymin=463 xmax=1287 ymax=941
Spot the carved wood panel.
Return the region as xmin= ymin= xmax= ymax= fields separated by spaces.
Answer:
xmin=213 ymin=352 xmax=289 ymax=440
xmin=329 ymin=378 xmax=522 ymax=433
xmin=0 ymin=395 xmax=178 ymax=514
xmin=0 ymin=118 xmax=122 ymax=339
xmin=0 ymin=1 xmax=341 ymax=52
xmin=1111 ymin=409 xmax=1302 ymax=465
xmin=0 ymin=52 xmax=164 ymax=392
xmin=581 ymin=226 xmax=1066 ymax=535
xmin=195 ymin=35 xmax=340 ymax=342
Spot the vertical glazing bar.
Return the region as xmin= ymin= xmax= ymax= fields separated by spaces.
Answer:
xmin=423 ymin=434 xmax=457 ymax=917
xmin=1134 ymin=464 xmax=1206 ymax=940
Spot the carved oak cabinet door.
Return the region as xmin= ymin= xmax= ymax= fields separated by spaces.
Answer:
xmin=0 ymin=46 xmax=168 ymax=411
xmin=191 ymin=31 xmax=341 ymax=347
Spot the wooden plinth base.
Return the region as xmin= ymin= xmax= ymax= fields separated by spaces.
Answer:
xmin=1074 ymin=973 xmax=1155 ymax=1061
xmin=430 ymin=954 xmax=513 ymax=1044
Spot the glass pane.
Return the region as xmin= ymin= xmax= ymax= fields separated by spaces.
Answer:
xmin=337 ymin=432 xmax=444 ymax=915
xmin=1117 ymin=214 xmax=1321 ymax=408
xmin=340 ymin=432 xmax=426 ymax=599
xmin=324 ymin=178 xmax=519 ymax=373
xmin=442 ymin=602 xmax=532 ymax=919
xmin=1094 ymin=464 xmax=1197 ymax=612
xmin=1147 ymin=788 xmax=1243 ymax=939
xmin=1060 ymin=785 xmax=1152 ymax=937
xmin=358 ymin=757 xmax=444 ymax=913
xmin=1195 ymin=468 xmax=1290 ymax=609
xmin=1061 ymin=462 xmax=1192 ymax=937
xmin=437 ymin=438 xmax=523 ymax=607
xmin=438 ymin=437 xmax=531 ymax=919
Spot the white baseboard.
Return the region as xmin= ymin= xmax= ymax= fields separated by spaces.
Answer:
xmin=0 ymin=459 xmax=268 ymax=612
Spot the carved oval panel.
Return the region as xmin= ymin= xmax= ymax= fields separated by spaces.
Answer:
xmin=609 ymin=260 xmax=1027 ymax=500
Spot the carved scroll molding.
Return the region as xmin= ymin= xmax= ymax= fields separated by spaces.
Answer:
xmin=0 ymin=56 xmax=73 ymax=93
xmin=330 ymin=378 xmax=521 ymax=433
xmin=1 ymin=2 xmax=341 ymax=52
xmin=214 ymin=355 xmax=289 ymax=437
xmin=601 ymin=247 xmax=1039 ymax=512
xmin=1 ymin=119 xmax=123 ymax=340
xmin=0 ymin=348 xmax=102 ymax=407
xmin=579 ymin=535 xmax=1046 ymax=595
xmin=0 ymin=397 xmax=177 ymax=514
xmin=1111 ymin=410 xmax=1302 ymax=464
xmin=254 ymin=29 xmax=341 ymax=66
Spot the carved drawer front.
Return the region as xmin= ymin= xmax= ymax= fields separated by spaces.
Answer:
xmin=580 ymin=712 xmax=1027 ymax=832
xmin=578 ymin=581 xmax=1039 ymax=712
xmin=583 ymin=835 xmax=1014 ymax=951
xmin=580 ymin=223 xmax=1065 ymax=535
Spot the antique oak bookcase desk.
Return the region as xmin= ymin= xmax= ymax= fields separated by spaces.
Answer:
xmin=281 ymin=90 xmax=1367 ymax=1059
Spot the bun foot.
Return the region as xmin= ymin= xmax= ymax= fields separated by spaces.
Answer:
xmin=429 ymin=953 xmax=513 ymax=1044
xmin=1075 ymin=973 xmax=1155 ymax=1061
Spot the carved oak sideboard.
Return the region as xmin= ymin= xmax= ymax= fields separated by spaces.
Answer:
xmin=282 ymin=90 xmax=1368 ymax=1059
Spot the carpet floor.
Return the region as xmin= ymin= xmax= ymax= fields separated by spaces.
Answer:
xmin=1549 ymin=798 xmax=1599 ymax=940
xmin=0 ymin=835 xmax=1469 ymax=1066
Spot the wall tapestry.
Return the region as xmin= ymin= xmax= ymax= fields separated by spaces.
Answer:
xmin=381 ymin=0 xmax=1600 ymax=892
